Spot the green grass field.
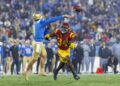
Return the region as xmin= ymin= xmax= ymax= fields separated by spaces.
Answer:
xmin=0 ymin=74 xmax=120 ymax=86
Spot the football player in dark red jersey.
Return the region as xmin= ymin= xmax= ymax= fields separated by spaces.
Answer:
xmin=45 ymin=23 xmax=80 ymax=80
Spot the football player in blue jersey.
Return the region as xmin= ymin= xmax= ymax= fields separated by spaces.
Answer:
xmin=22 ymin=40 xmax=33 ymax=73
xmin=24 ymin=13 xmax=72 ymax=80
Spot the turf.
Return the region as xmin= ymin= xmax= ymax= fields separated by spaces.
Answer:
xmin=0 ymin=74 xmax=120 ymax=86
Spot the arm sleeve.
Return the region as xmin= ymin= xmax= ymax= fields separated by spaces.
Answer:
xmin=43 ymin=16 xmax=63 ymax=26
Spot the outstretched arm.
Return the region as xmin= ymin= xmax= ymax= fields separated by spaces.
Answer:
xmin=43 ymin=15 xmax=72 ymax=26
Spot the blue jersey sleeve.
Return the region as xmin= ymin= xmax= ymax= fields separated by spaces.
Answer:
xmin=43 ymin=16 xmax=63 ymax=26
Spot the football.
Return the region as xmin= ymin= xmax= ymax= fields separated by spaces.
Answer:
xmin=73 ymin=5 xmax=83 ymax=12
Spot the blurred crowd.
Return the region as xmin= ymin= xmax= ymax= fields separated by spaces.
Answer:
xmin=0 ymin=0 xmax=120 ymax=75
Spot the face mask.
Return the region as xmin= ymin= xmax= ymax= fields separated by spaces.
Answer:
xmin=61 ymin=27 xmax=68 ymax=34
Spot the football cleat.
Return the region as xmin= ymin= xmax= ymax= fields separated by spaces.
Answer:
xmin=74 ymin=75 xmax=80 ymax=80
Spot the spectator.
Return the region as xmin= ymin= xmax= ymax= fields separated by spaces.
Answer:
xmin=10 ymin=40 xmax=20 ymax=75
xmin=106 ymin=55 xmax=118 ymax=74
xmin=22 ymin=40 xmax=33 ymax=73
xmin=71 ymin=49 xmax=77 ymax=74
xmin=112 ymin=37 xmax=120 ymax=72
xmin=50 ymin=39 xmax=58 ymax=72
xmin=99 ymin=42 xmax=112 ymax=73
xmin=1 ymin=42 xmax=9 ymax=74
xmin=89 ymin=39 xmax=96 ymax=73
xmin=82 ymin=40 xmax=90 ymax=73
xmin=74 ymin=41 xmax=84 ymax=74
xmin=45 ymin=43 xmax=54 ymax=73
xmin=6 ymin=42 xmax=12 ymax=74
